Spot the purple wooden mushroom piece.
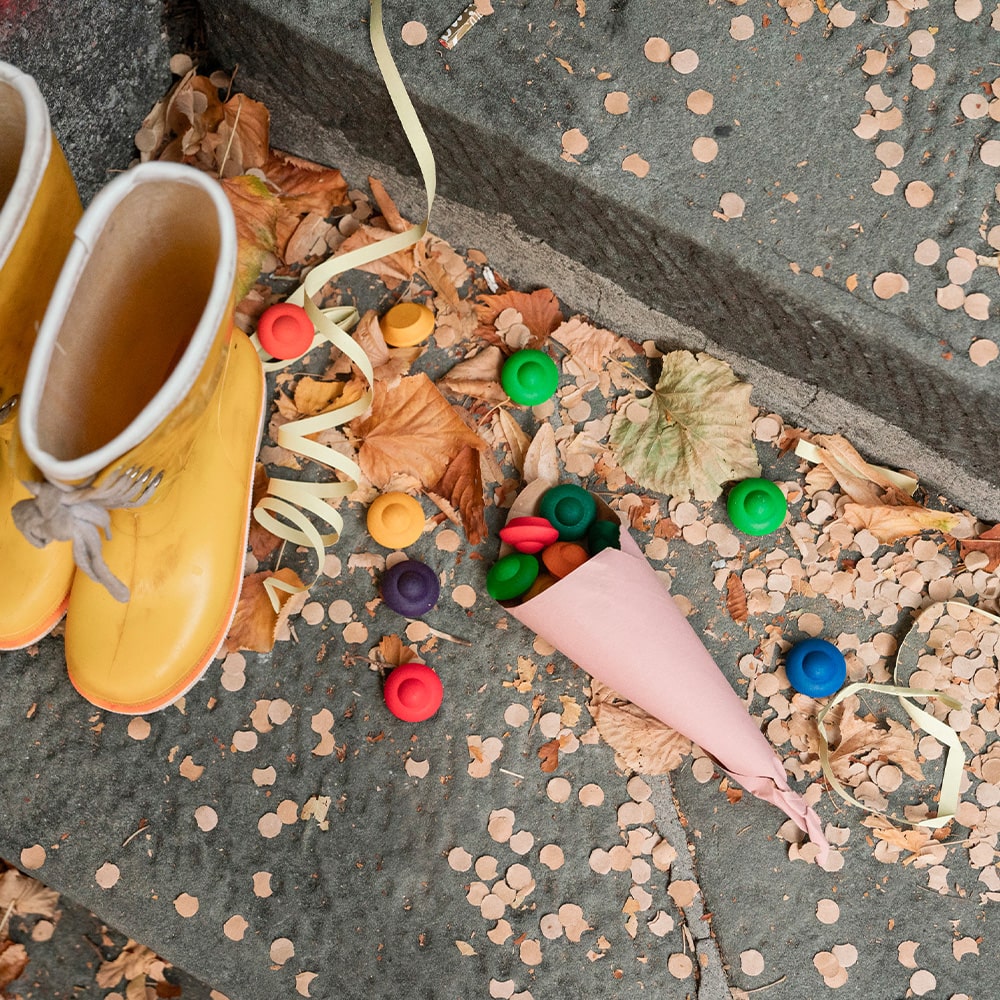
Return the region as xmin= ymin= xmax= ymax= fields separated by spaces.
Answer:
xmin=381 ymin=559 xmax=440 ymax=617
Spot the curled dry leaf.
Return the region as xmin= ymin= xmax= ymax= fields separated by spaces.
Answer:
xmin=249 ymin=463 xmax=281 ymax=560
xmin=522 ymin=422 xmax=560 ymax=486
xmin=351 ymin=373 xmax=485 ymax=489
xmin=476 ymin=288 xmax=564 ymax=346
xmin=0 ymin=941 xmax=29 ymax=992
xmin=220 ymin=174 xmax=279 ymax=302
xmin=377 ymin=634 xmax=420 ymax=668
xmin=437 ymin=346 xmax=507 ymax=403
xmin=263 ymin=148 xmax=350 ymax=218
xmin=0 ymin=869 xmax=59 ymax=918
xmin=725 ymin=572 xmax=748 ymax=624
xmin=958 ymin=523 xmax=1000 ymax=571
xmin=842 ymin=503 xmax=973 ymax=545
xmin=225 ymin=568 xmax=307 ymax=653
xmin=431 ymin=444 xmax=488 ymax=545
xmin=96 ymin=941 xmax=159 ymax=990
xmin=588 ymin=679 xmax=693 ymax=773
xmin=609 ymin=351 xmax=759 ymax=501
xmin=550 ymin=314 xmax=640 ymax=372
xmin=538 ymin=738 xmax=561 ymax=772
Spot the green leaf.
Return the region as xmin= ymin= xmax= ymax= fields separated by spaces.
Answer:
xmin=609 ymin=351 xmax=759 ymax=501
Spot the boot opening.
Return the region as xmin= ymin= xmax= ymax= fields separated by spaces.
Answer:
xmin=36 ymin=179 xmax=223 ymax=462
xmin=0 ymin=80 xmax=27 ymax=214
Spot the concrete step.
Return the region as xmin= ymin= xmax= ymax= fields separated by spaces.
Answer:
xmin=196 ymin=0 xmax=1000 ymax=519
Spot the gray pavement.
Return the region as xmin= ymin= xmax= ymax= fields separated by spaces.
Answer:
xmin=2 ymin=2 xmax=1000 ymax=1000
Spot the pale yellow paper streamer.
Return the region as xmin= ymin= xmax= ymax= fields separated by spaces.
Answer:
xmin=815 ymin=600 xmax=999 ymax=828
xmin=250 ymin=0 xmax=437 ymax=610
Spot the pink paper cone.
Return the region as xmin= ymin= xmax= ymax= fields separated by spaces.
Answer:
xmin=505 ymin=493 xmax=828 ymax=858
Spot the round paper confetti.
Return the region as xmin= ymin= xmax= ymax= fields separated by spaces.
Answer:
xmin=401 ymin=20 xmax=427 ymax=45
xmin=872 ymin=273 xmax=909 ymax=299
xmin=687 ymin=89 xmax=713 ymax=115
xmin=955 ymin=0 xmax=983 ymax=20
xmin=970 ymin=339 xmax=999 ymax=366
xmin=871 ymin=170 xmax=899 ymax=196
xmin=719 ymin=192 xmax=745 ymax=217
xmin=258 ymin=812 xmax=282 ymax=838
xmin=296 ymin=971 xmax=317 ymax=997
xmin=271 ymin=938 xmax=295 ymax=965
xmin=740 ymin=949 xmax=765 ymax=976
xmin=539 ymin=844 xmax=565 ymax=869
xmin=730 ymin=15 xmax=754 ymax=39
xmin=910 ymin=969 xmax=937 ymax=995
xmin=449 ymin=847 xmax=473 ymax=872
xmin=937 ymin=284 xmax=965 ymax=310
xmin=914 ymin=238 xmax=940 ymax=265
xmin=579 ymin=783 xmax=604 ymax=806
xmin=909 ymin=29 xmax=935 ymax=56
xmin=174 ymin=893 xmax=199 ymax=917
xmin=668 ymin=953 xmax=694 ymax=978
xmin=981 ymin=140 xmax=1000 ymax=167
xmin=692 ymin=137 xmax=718 ymax=163
xmin=547 ymin=777 xmax=571 ymax=802
xmin=622 ymin=153 xmax=650 ymax=177
xmin=644 ymin=37 xmax=671 ymax=63
xmin=253 ymin=871 xmax=273 ymax=897
xmin=671 ymin=49 xmax=699 ymax=74
xmin=964 ymin=293 xmax=991 ymax=320
xmin=224 ymin=915 xmax=249 ymax=941
xmin=194 ymin=806 xmax=219 ymax=832
xmin=816 ymin=898 xmax=840 ymax=923
xmin=452 ymin=584 xmax=476 ymax=608
xmin=562 ymin=129 xmax=589 ymax=155
xmin=604 ymin=91 xmax=629 ymax=114
xmin=961 ymin=93 xmax=990 ymax=119
xmin=96 ymin=862 xmax=120 ymax=889
xmin=875 ymin=141 xmax=904 ymax=167
xmin=912 ymin=65 xmax=935 ymax=90
xmin=904 ymin=181 xmax=933 ymax=207
xmin=127 ymin=717 xmax=151 ymax=740
xmin=328 ymin=599 xmax=353 ymax=623
xmin=20 ymin=845 xmax=45 ymax=870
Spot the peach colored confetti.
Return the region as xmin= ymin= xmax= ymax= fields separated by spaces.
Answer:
xmin=449 ymin=847 xmax=473 ymax=872
xmin=328 ymin=599 xmax=353 ymax=623
xmin=816 ymin=898 xmax=840 ymax=923
xmin=914 ymin=238 xmax=940 ymax=265
xmin=221 ymin=651 xmax=245 ymax=674
xmin=95 ymin=862 xmax=120 ymax=889
xmin=506 ymin=863 xmax=532 ymax=891
xmin=719 ymin=192 xmax=745 ymax=218
xmin=401 ymin=20 xmax=427 ymax=45
xmin=904 ymin=181 xmax=933 ymax=208
xmin=910 ymin=970 xmax=936 ymax=995
xmin=452 ymin=584 xmax=477 ymax=608
xmin=622 ymin=153 xmax=650 ymax=178
xmin=179 ymin=756 xmax=205 ymax=781
xmin=833 ymin=943 xmax=858 ymax=968
xmin=687 ymin=89 xmax=713 ymax=115
xmin=970 ymin=339 xmax=999 ymax=366
xmin=671 ymin=49 xmax=699 ymax=74
xmin=953 ymin=937 xmax=979 ymax=960
xmin=692 ymin=137 xmax=718 ymax=163
xmin=909 ymin=29 xmax=935 ymax=56
xmin=480 ymin=894 xmax=506 ymax=920
xmin=875 ymin=141 xmax=903 ymax=167
xmin=741 ymin=949 xmax=765 ymax=975
xmin=911 ymin=64 xmax=935 ymax=90
xmin=961 ymin=93 xmax=990 ymax=119
xmin=322 ymin=553 xmax=341 ymax=577
xmin=195 ymin=806 xmax=219 ymax=832
xmin=253 ymin=872 xmax=273 ymax=897
xmin=955 ymin=0 xmax=983 ymax=20
xmin=475 ymin=856 xmax=498 ymax=880
xmin=604 ymin=91 xmax=629 ymax=114
xmin=295 ymin=972 xmax=318 ymax=997
xmin=691 ymin=756 xmax=716 ymax=782
xmin=547 ymin=777 xmax=572 ymax=802
xmin=898 ymin=941 xmax=919 ymax=968
xmin=270 ymin=937 xmax=295 ymax=965
xmin=539 ymin=844 xmax=565 ymax=869
xmin=667 ymin=879 xmax=699 ymax=907
xmin=814 ymin=951 xmax=840 ymax=977
xmin=562 ymin=129 xmax=589 ymax=155
xmin=668 ymin=953 xmax=694 ymax=978
xmin=224 ymin=915 xmax=249 ymax=941
xmin=488 ymin=808 xmax=515 ymax=842
xmin=981 ymin=140 xmax=1000 ymax=167
xmin=504 ymin=703 xmax=531 ymax=727
xmin=488 ymin=920 xmax=513 ymax=946
xmin=730 ymin=14 xmax=754 ymax=38
xmin=871 ymin=170 xmax=899 ymax=196
xmin=436 ymin=529 xmax=460 ymax=552
xmin=872 ymin=273 xmax=908 ymax=299
xmin=406 ymin=621 xmax=431 ymax=643
xmin=853 ymin=114 xmax=879 ymax=140
xmin=405 ymin=757 xmax=430 ymax=778
xmin=540 ymin=913 xmax=563 ymax=940
xmin=174 ymin=893 xmax=199 ymax=917
xmin=648 ymin=911 xmax=674 ymax=936
xmin=301 ymin=601 xmax=324 ymax=626
xmin=490 ymin=980 xmax=515 ymax=998
xmin=579 ymin=783 xmax=604 ymax=806
xmin=644 ymin=37 xmax=671 ymax=62
xmin=31 ymin=920 xmax=54 ymax=942
xmin=964 ymin=293 xmax=991 ymax=320
xmin=520 ymin=939 xmax=543 ymax=965
xmin=268 ymin=699 xmax=293 ymax=724
xmin=127 ymin=717 xmax=151 ymax=740
xmin=828 ymin=2 xmax=855 ymax=26
xmin=627 ymin=776 xmax=651 ymax=801
xmin=937 ymin=284 xmax=965 ymax=310
xmin=232 ymin=730 xmax=258 ymax=752
xmin=276 ymin=799 xmax=299 ymax=824
xmin=343 ymin=621 xmax=368 ymax=643
xmin=589 ymin=849 xmax=612 ymax=875
xmin=509 ymin=830 xmax=535 ymax=854
xmin=865 ymin=85 xmax=892 ymax=111
xmin=20 ymin=845 xmax=45 ymax=870
xmin=258 ymin=812 xmax=282 ymax=838
xmin=862 ymin=49 xmax=887 ymax=74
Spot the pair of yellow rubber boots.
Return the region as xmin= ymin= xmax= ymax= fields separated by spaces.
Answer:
xmin=0 ymin=62 xmax=265 ymax=714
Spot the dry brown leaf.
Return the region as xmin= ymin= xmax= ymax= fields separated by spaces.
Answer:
xmin=96 ymin=941 xmax=159 ymax=990
xmin=725 ymin=572 xmax=749 ymax=624
xmin=220 ymin=174 xmax=279 ymax=302
xmin=494 ymin=408 xmax=531 ymax=474
xmin=249 ymin=463 xmax=281 ymax=560
xmin=377 ymin=635 xmax=419 ymax=667
xmin=477 ymin=288 xmax=564 ymax=346
xmin=538 ymin=738 xmax=561 ymax=772
xmin=368 ymin=175 xmax=410 ymax=234
xmin=336 ymin=224 xmax=418 ymax=289
xmin=0 ymin=869 xmax=59 ymax=918
xmin=351 ymin=373 xmax=485 ymax=489
xmin=828 ymin=710 xmax=924 ymax=783
xmin=0 ymin=940 xmax=29 ymax=992
xmin=806 ymin=434 xmax=903 ymax=507
xmin=291 ymin=377 xmax=355 ymax=418
xmin=842 ymin=503 xmax=971 ymax=544
xmin=523 ymin=423 xmax=560 ymax=486
xmin=861 ymin=815 xmax=934 ymax=854
xmin=437 ymin=346 xmax=507 ymax=403
xmin=588 ymin=679 xmax=693 ymax=773
xmin=432 ymin=444 xmax=488 ymax=545
xmin=225 ymin=568 xmax=306 ymax=653
xmin=263 ymin=148 xmax=350 ymax=218
xmin=959 ymin=523 xmax=1000 ymax=571
xmin=416 ymin=240 xmax=461 ymax=308
xmin=550 ymin=315 xmax=640 ymax=371
xmin=281 ymin=212 xmax=333 ymax=266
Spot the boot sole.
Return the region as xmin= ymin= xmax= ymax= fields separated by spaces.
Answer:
xmin=0 ymin=593 xmax=70 ymax=651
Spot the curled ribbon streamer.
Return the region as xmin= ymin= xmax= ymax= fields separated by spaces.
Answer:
xmin=816 ymin=600 xmax=998 ymax=828
xmin=250 ymin=0 xmax=437 ymax=611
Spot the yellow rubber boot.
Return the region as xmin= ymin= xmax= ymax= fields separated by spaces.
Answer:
xmin=16 ymin=163 xmax=265 ymax=713
xmin=0 ymin=62 xmax=81 ymax=649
